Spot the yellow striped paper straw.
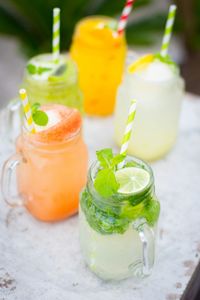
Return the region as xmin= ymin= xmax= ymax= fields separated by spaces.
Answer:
xmin=52 ymin=7 xmax=60 ymax=63
xmin=19 ymin=89 xmax=35 ymax=133
xmin=119 ymin=99 xmax=137 ymax=169
xmin=161 ymin=4 xmax=177 ymax=57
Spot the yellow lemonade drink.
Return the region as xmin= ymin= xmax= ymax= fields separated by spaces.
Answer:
xmin=70 ymin=16 xmax=127 ymax=116
xmin=16 ymin=104 xmax=88 ymax=221
xmin=114 ymin=57 xmax=184 ymax=161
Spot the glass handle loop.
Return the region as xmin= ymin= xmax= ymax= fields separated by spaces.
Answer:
xmin=133 ymin=218 xmax=155 ymax=277
xmin=7 ymin=99 xmax=21 ymax=142
xmin=1 ymin=154 xmax=23 ymax=207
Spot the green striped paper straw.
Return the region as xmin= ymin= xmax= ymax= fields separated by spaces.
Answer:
xmin=119 ymin=99 xmax=137 ymax=169
xmin=52 ymin=7 xmax=60 ymax=62
xmin=161 ymin=4 xmax=177 ymax=57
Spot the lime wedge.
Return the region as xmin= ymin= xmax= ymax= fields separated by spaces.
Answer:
xmin=115 ymin=167 xmax=150 ymax=194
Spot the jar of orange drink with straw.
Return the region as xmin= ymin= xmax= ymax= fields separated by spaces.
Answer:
xmin=1 ymin=89 xmax=88 ymax=221
xmin=70 ymin=1 xmax=135 ymax=116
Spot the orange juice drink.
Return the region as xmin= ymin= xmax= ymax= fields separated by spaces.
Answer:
xmin=70 ymin=16 xmax=127 ymax=116
xmin=15 ymin=104 xmax=88 ymax=221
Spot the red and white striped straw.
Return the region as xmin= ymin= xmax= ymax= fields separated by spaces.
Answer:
xmin=117 ymin=0 xmax=135 ymax=35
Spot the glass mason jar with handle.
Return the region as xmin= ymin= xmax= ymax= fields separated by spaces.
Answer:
xmin=2 ymin=53 xmax=84 ymax=146
xmin=79 ymin=156 xmax=160 ymax=280
xmin=1 ymin=105 xmax=88 ymax=221
xmin=114 ymin=54 xmax=185 ymax=161
xmin=70 ymin=16 xmax=127 ymax=116
xmin=23 ymin=53 xmax=83 ymax=112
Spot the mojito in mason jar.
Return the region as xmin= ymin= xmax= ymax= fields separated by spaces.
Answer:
xmin=23 ymin=53 xmax=83 ymax=112
xmin=80 ymin=153 xmax=160 ymax=280
xmin=114 ymin=54 xmax=185 ymax=161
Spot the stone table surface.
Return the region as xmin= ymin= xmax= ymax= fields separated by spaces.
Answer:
xmin=0 ymin=93 xmax=200 ymax=300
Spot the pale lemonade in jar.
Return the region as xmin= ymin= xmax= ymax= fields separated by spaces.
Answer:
xmin=70 ymin=17 xmax=127 ymax=116
xmin=2 ymin=104 xmax=88 ymax=221
xmin=23 ymin=54 xmax=83 ymax=112
xmin=80 ymin=150 xmax=160 ymax=280
xmin=114 ymin=55 xmax=184 ymax=161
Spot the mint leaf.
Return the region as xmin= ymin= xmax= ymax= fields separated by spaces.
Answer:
xmin=26 ymin=63 xmax=52 ymax=75
xmin=95 ymin=149 xmax=126 ymax=197
xmin=111 ymin=154 xmax=126 ymax=168
xmin=27 ymin=63 xmax=37 ymax=74
xmin=31 ymin=102 xmax=41 ymax=114
xmin=125 ymin=161 xmax=138 ymax=168
xmin=120 ymin=202 xmax=142 ymax=219
xmin=154 ymin=53 xmax=178 ymax=70
xmin=33 ymin=110 xmax=48 ymax=126
xmin=96 ymin=148 xmax=113 ymax=168
xmin=94 ymin=168 xmax=119 ymax=198
xmin=104 ymin=21 xmax=118 ymax=31
xmin=38 ymin=66 xmax=52 ymax=75
xmin=143 ymin=199 xmax=160 ymax=226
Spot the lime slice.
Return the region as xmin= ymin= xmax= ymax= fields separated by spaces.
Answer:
xmin=115 ymin=167 xmax=150 ymax=194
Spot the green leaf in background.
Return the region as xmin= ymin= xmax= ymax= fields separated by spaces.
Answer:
xmin=32 ymin=110 xmax=48 ymax=126
xmin=0 ymin=0 xmax=164 ymax=57
xmin=27 ymin=63 xmax=52 ymax=75
xmin=94 ymin=168 xmax=119 ymax=198
xmin=27 ymin=63 xmax=37 ymax=74
xmin=38 ymin=66 xmax=52 ymax=75
xmin=1 ymin=0 xmax=198 ymax=56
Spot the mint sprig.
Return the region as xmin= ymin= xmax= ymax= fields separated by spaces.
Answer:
xmin=154 ymin=53 xmax=178 ymax=71
xmin=104 ymin=21 xmax=118 ymax=31
xmin=27 ymin=63 xmax=52 ymax=75
xmin=31 ymin=103 xmax=48 ymax=126
xmin=94 ymin=148 xmax=125 ymax=198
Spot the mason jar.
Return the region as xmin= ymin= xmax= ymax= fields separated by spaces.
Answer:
xmin=1 ymin=106 xmax=88 ymax=221
xmin=114 ymin=53 xmax=185 ymax=161
xmin=3 ymin=53 xmax=84 ymax=146
xmin=23 ymin=53 xmax=83 ymax=112
xmin=70 ymin=16 xmax=127 ymax=116
xmin=79 ymin=156 xmax=160 ymax=280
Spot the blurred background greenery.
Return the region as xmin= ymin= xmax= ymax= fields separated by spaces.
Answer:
xmin=0 ymin=0 xmax=199 ymax=94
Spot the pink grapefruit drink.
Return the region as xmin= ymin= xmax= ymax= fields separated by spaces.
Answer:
xmin=16 ymin=104 xmax=88 ymax=221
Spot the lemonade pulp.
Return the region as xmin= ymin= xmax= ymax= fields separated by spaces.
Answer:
xmin=16 ymin=105 xmax=88 ymax=221
xmin=23 ymin=54 xmax=83 ymax=112
xmin=70 ymin=16 xmax=127 ymax=116
xmin=114 ymin=59 xmax=184 ymax=161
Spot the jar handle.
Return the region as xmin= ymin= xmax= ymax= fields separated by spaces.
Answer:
xmin=133 ymin=218 xmax=155 ymax=276
xmin=7 ymin=99 xmax=21 ymax=142
xmin=1 ymin=153 xmax=23 ymax=207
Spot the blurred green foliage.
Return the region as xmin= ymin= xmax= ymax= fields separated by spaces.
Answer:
xmin=0 ymin=0 xmax=167 ymax=57
xmin=195 ymin=0 xmax=200 ymax=49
